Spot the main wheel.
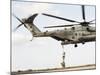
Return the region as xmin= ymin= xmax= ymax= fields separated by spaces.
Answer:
xmin=74 ymin=44 xmax=77 ymax=47
xmin=82 ymin=42 xmax=85 ymax=44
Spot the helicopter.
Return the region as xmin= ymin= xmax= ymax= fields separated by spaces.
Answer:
xmin=13 ymin=5 xmax=96 ymax=47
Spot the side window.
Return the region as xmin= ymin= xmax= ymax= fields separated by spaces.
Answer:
xmin=71 ymin=27 xmax=75 ymax=30
xmin=72 ymin=36 xmax=75 ymax=39
xmin=75 ymin=33 xmax=77 ymax=36
xmin=64 ymin=28 xmax=67 ymax=30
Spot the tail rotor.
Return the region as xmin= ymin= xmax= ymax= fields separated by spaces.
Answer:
xmin=13 ymin=13 xmax=38 ymax=31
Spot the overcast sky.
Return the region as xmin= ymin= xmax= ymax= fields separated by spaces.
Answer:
xmin=12 ymin=1 xmax=95 ymax=71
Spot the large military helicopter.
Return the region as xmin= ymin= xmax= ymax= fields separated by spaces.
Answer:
xmin=13 ymin=5 xmax=96 ymax=47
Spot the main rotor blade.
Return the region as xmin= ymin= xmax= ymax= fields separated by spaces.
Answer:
xmin=88 ymin=23 xmax=95 ymax=25
xmin=44 ymin=22 xmax=95 ymax=28
xmin=14 ymin=23 xmax=23 ymax=31
xmin=89 ymin=19 xmax=95 ymax=23
xmin=44 ymin=24 xmax=80 ymax=28
xmin=42 ymin=13 xmax=80 ymax=23
xmin=81 ymin=5 xmax=86 ymax=21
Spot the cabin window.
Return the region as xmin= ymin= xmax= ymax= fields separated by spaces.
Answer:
xmin=71 ymin=27 xmax=75 ymax=30
xmin=64 ymin=28 xmax=67 ymax=30
xmin=86 ymin=27 xmax=89 ymax=31
xmin=29 ymin=25 xmax=32 ymax=28
xmin=72 ymin=36 xmax=75 ymax=39
xmin=57 ymin=29 xmax=59 ymax=31
xmin=75 ymin=33 xmax=77 ymax=36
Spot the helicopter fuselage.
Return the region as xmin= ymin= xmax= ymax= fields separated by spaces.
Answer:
xmin=33 ymin=25 xmax=95 ymax=46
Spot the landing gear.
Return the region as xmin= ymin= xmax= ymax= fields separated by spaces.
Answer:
xmin=82 ymin=42 xmax=85 ymax=44
xmin=74 ymin=44 xmax=77 ymax=47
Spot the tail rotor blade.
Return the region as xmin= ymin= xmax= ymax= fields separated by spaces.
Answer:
xmin=13 ymin=13 xmax=38 ymax=32
xmin=13 ymin=14 xmax=24 ymax=24
xmin=13 ymin=14 xmax=26 ymax=31
xmin=14 ymin=23 xmax=23 ymax=31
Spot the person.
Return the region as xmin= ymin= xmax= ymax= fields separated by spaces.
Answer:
xmin=61 ymin=51 xmax=66 ymax=68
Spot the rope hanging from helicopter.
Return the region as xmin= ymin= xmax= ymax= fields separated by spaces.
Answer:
xmin=61 ymin=45 xmax=66 ymax=68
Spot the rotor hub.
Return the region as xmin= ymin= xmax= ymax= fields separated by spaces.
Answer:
xmin=80 ymin=22 xmax=89 ymax=26
xmin=22 ymin=18 xmax=26 ymax=23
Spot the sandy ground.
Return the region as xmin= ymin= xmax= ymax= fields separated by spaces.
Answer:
xmin=11 ymin=64 xmax=96 ymax=75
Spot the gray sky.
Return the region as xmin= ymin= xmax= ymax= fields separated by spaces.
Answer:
xmin=12 ymin=1 xmax=95 ymax=71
